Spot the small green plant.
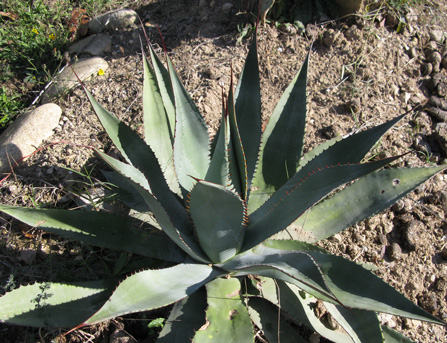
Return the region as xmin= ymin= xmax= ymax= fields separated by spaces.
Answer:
xmin=0 ymin=31 xmax=446 ymax=342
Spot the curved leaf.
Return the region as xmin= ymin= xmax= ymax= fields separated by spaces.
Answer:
xmin=234 ymin=35 xmax=262 ymax=186
xmin=228 ymin=83 xmax=248 ymax=198
xmin=148 ymin=46 xmax=175 ymax=138
xmin=206 ymin=110 xmax=231 ymax=187
xmin=324 ymin=302 xmax=383 ymax=343
xmin=189 ymin=180 xmax=246 ymax=263
xmin=157 ymin=289 xmax=207 ymax=343
xmin=291 ymin=166 xmax=447 ymax=243
xmin=382 ymin=325 xmax=415 ymax=343
xmin=250 ymin=277 xmax=353 ymax=343
xmin=0 ymin=280 xmax=115 ymax=327
xmin=85 ymin=89 xmax=188 ymax=230
xmin=221 ymin=245 xmax=337 ymax=303
xmin=167 ymin=57 xmax=210 ymax=191
xmin=262 ymin=240 xmax=444 ymax=325
xmin=0 ymin=205 xmax=185 ymax=262
xmin=244 ymin=156 xmax=400 ymax=250
xmin=193 ymin=277 xmax=254 ymax=343
xmin=84 ymin=263 xmax=220 ymax=325
xmin=251 ymin=52 xmax=309 ymax=197
xmin=95 ymin=150 xmax=210 ymax=263
xmin=143 ymin=54 xmax=179 ymax=195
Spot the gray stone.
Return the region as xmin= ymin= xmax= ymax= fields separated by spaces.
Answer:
xmin=430 ymin=29 xmax=445 ymax=44
xmin=68 ymin=33 xmax=112 ymax=56
xmin=0 ymin=103 xmax=61 ymax=173
xmin=403 ymin=220 xmax=424 ymax=251
xmin=388 ymin=243 xmax=402 ymax=261
xmin=41 ymin=57 xmax=109 ymax=103
xmin=89 ymin=9 xmax=138 ymax=33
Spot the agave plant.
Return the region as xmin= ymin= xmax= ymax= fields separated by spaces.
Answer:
xmin=0 ymin=31 xmax=445 ymax=342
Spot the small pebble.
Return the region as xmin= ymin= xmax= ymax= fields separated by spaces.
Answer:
xmin=388 ymin=243 xmax=402 ymax=261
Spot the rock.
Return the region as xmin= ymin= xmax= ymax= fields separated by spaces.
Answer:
xmin=388 ymin=243 xmax=402 ymax=261
xmin=0 ymin=104 xmax=61 ymax=173
xmin=403 ymin=220 xmax=425 ymax=251
xmin=421 ymin=62 xmax=433 ymax=76
xmin=427 ymin=107 xmax=447 ymax=122
xmin=428 ymin=51 xmax=442 ymax=72
xmin=425 ymin=40 xmax=438 ymax=53
xmin=344 ymin=25 xmax=362 ymax=41
xmin=68 ymin=33 xmax=112 ymax=56
xmin=429 ymin=30 xmax=445 ymax=44
xmin=392 ymin=198 xmax=413 ymax=214
xmin=434 ymin=122 xmax=447 ymax=155
xmin=89 ymin=9 xmax=138 ymax=33
xmin=417 ymin=293 xmax=438 ymax=314
xmin=429 ymin=96 xmax=447 ymax=110
xmin=41 ymin=57 xmax=109 ymax=103
xmin=222 ymin=2 xmax=233 ymax=11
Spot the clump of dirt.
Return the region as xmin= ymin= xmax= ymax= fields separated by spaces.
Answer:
xmin=1 ymin=0 xmax=447 ymax=342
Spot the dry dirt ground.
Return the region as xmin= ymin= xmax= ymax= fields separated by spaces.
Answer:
xmin=1 ymin=0 xmax=447 ymax=342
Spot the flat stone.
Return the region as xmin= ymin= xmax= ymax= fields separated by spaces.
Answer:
xmin=89 ymin=9 xmax=138 ymax=33
xmin=68 ymin=33 xmax=112 ymax=56
xmin=41 ymin=57 xmax=109 ymax=103
xmin=0 ymin=103 xmax=61 ymax=173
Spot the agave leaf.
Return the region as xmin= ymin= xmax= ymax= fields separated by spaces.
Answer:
xmin=249 ymin=114 xmax=407 ymax=213
xmin=251 ymin=52 xmax=309 ymax=197
xmin=0 ymin=205 xmax=185 ymax=262
xmin=101 ymin=169 xmax=149 ymax=213
xmin=227 ymin=83 xmax=249 ymax=198
xmin=324 ymin=302 xmax=383 ymax=343
xmin=85 ymin=90 xmax=188 ymax=230
xmin=193 ymin=278 xmax=254 ymax=343
xmin=290 ymin=166 xmax=447 ymax=243
xmin=157 ymin=289 xmax=207 ymax=343
xmin=148 ymin=45 xmax=176 ymax=136
xmin=84 ymin=263 xmax=220 ymax=325
xmin=234 ymin=35 xmax=262 ymax=186
xmin=96 ymin=150 xmax=210 ymax=263
xmin=142 ymin=54 xmax=179 ymax=195
xmin=247 ymin=297 xmax=308 ymax=343
xmin=382 ymin=325 xmax=416 ymax=343
xmin=0 ymin=280 xmax=115 ymax=327
xmin=221 ymin=245 xmax=338 ymax=303
xmin=189 ymin=180 xmax=246 ymax=263
xmin=245 ymin=156 xmax=401 ymax=250
xmin=300 ymin=114 xmax=407 ymax=173
xmin=167 ymin=56 xmax=210 ymax=192
xmin=206 ymin=109 xmax=231 ymax=187
xmin=250 ymin=277 xmax=354 ymax=343
xmin=262 ymin=240 xmax=444 ymax=325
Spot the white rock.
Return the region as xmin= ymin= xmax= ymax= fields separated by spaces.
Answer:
xmin=68 ymin=33 xmax=112 ymax=56
xmin=41 ymin=57 xmax=109 ymax=103
xmin=89 ymin=9 xmax=138 ymax=33
xmin=0 ymin=103 xmax=62 ymax=173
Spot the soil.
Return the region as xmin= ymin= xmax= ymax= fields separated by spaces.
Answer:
xmin=1 ymin=0 xmax=447 ymax=342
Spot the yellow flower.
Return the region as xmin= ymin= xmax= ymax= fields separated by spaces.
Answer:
xmin=49 ymin=33 xmax=56 ymax=40
xmin=97 ymin=68 xmax=104 ymax=76
xmin=32 ymin=28 xmax=39 ymax=34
